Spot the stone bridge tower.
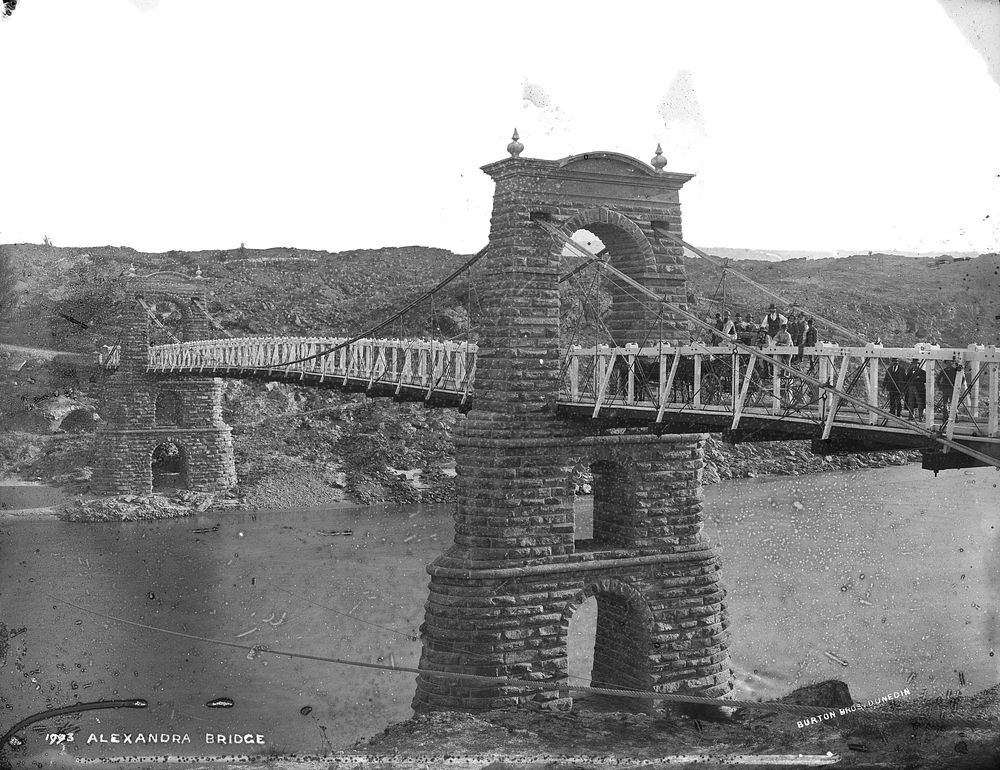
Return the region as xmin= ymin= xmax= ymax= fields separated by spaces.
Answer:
xmin=413 ymin=140 xmax=733 ymax=711
xmin=92 ymin=270 xmax=236 ymax=495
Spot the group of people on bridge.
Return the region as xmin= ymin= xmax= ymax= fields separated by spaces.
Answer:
xmin=706 ymin=303 xmax=819 ymax=372
xmin=882 ymin=357 xmax=965 ymax=421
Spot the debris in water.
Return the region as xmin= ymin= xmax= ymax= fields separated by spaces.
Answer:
xmin=824 ymin=651 xmax=849 ymax=667
xmin=268 ymin=612 xmax=286 ymax=627
xmin=859 ymin=598 xmax=873 ymax=606
xmin=403 ymin=535 xmax=417 ymax=543
xmin=235 ymin=627 xmax=258 ymax=639
xmin=906 ymin=671 xmax=917 ymax=683
xmin=317 ymin=530 xmax=353 ymax=537
xmin=206 ymin=697 xmax=234 ymax=709
xmin=246 ymin=644 xmax=265 ymax=661
xmin=299 ymin=706 xmax=313 ymax=716
xmin=792 ymin=501 xmax=804 ymax=510
xmin=192 ymin=525 xmax=219 ymax=534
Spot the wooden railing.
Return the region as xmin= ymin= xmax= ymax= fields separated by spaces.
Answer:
xmin=560 ymin=342 xmax=1000 ymax=439
xmin=104 ymin=337 xmax=478 ymax=403
xmin=97 ymin=337 xmax=1000 ymax=440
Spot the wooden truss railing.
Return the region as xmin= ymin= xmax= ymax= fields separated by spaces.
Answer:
xmin=97 ymin=335 xmax=1000 ymax=443
xmin=102 ymin=337 xmax=478 ymax=404
xmin=560 ymin=342 xmax=1000 ymax=441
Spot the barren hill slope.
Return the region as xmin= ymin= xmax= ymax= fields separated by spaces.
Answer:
xmin=2 ymin=243 xmax=997 ymax=355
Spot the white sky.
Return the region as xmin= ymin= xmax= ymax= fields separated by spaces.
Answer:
xmin=1 ymin=0 xmax=998 ymax=255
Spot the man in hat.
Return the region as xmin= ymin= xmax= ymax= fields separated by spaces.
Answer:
xmin=712 ymin=312 xmax=725 ymax=342
xmin=905 ymin=359 xmax=926 ymax=421
xmin=759 ymin=303 xmax=787 ymax=345
xmin=882 ymin=358 xmax=907 ymax=417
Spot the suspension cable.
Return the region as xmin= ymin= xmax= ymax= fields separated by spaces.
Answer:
xmin=654 ymin=227 xmax=868 ymax=344
xmin=45 ymin=593 xmax=886 ymax=720
xmin=192 ymin=298 xmax=234 ymax=339
xmin=135 ymin=297 xmax=181 ymax=343
xmin=542 ymin=220 xmax=1000 ymax=470
xmin=259 ymin=246 xmax=489 ymax=369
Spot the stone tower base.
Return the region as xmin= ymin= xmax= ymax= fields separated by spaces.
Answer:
xmin=412 ymin=550 xmax=730 ymax=711
xmin=413 ymin=433 xmax=732 ymax=712
xmin=92 ymin=426 xmax=236 ymax=495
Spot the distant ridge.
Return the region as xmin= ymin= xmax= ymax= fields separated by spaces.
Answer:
xmin=703 ymin=246 xmax=983 ymax=262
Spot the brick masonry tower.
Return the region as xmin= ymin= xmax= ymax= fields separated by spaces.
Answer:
xmin=92 ymin=270 xmax=236 ymax=495
xmin=412 ymin=139 xmax=733 ymax=711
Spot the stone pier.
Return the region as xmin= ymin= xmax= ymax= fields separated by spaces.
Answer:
xmin=412 ymin=145 xmax=733 ymax=710
xmin=92 ymin=271 xmax=236 ymax=495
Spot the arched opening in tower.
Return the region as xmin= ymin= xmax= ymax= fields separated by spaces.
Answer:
xmin=148 ymin=298 xmax=187 ymax=346
xmin=559 ymin=224 xmax=667 ymax=407
xmin=570 ymin=457 xmax=636 ymax=551
xmin=564 ymin=589 xmax=653 ymax=711
xmin=559 ymin=229 xmax=611 ymax=353
xmin=566 ymin=594 xmax=597 ymax=695
xmin=151 ymin=441 xmax=187 ymax=490
xmin=559 ymin=222 xmax=659 ymax=348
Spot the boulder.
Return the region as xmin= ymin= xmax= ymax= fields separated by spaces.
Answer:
xmin=778 ymin=679 xmax=853 ymax=708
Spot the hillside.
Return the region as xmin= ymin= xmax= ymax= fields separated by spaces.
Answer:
xmin=2 ymin=243 xmax=997 ymax=355
xmin=1 ymin=242 xmax=997 ymax=512
xmin=0 ymin=243 xmax=471 ymax=355
xmin=685 ymin=250 xmax=1000 ymax=347
xmin=704 ymin=246 xmax=983 ymax=263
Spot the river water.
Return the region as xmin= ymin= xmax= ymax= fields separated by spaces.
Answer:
xmin=1 ymin=464 xmax=998 ymax=762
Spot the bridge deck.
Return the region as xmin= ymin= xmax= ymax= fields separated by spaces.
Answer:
xmin=99 ymin=336 xmax=1000 ymax=464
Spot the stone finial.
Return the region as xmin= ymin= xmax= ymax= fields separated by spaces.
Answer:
xmin=507 ymin=128 xmax=524 ymax=158
xmin=651 ymin=143 xmax=667 ymax=173
xmin=194 ymin=265 xmax=203 ymax=278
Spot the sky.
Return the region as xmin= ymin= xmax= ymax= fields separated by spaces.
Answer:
xmin=1 ymin=0 xmax=998 ymax=256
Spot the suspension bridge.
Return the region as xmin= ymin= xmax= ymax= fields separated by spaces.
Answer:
xmin=99 ymin=237 xmax=1000 ymax=474
xmin=99 ymin=332 xmax=1000 ymax=469
xmin=89 ymin=138 xmax=998 ymax=716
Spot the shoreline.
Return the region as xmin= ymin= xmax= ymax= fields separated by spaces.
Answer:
xmin=0 ymin=460 xmax=926 ymax=522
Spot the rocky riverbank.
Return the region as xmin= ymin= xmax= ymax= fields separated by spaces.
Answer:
xmin=0 ymin=376 xmax=921 ymax=519
xmin=225 ymin=380 xmax=921 ymax=511
xmin=350 ymin=680 xmax=1000 ymax=769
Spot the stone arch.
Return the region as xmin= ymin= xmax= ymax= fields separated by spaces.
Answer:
xmin=561 ymin=577 xmax=656 ymax=631
xmin=559 ymin=206 xmax=657 ymax=275
xmin=139 ymin=291 xmax=194 ymax=345
xmin=558 ymin=207 xmax=658 ymax=346
xmin=560 ymin=578 xmax=656 ymax=702
xmin=154 ymin=389 xmax=184 ymax=426
xmin=150 ymin=440 xmax=188 ymax=490
xmin=59 ymin=407 xmax=98 ymax=433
